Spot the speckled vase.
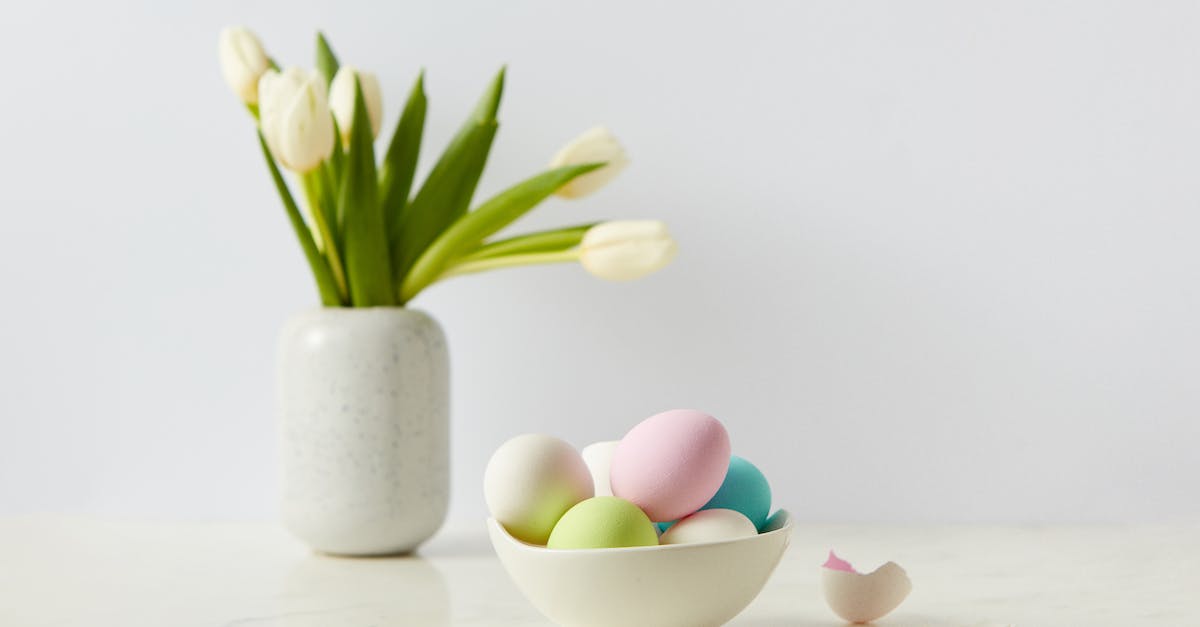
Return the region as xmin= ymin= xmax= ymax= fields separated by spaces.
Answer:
xmin=278 ymin=307 xmax=449 ymax=556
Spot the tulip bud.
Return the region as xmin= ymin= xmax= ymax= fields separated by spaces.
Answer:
xmin=257 ymin=68 xmax=336 ymax=173
xmin=218 ymin=26 xmax=270 ymax=105
xmin=579 ymin=220 xmax=677 ymax=281
xmin=549 ymin=127 xmax=630 ymax=199
xmin=329 ymin=66 xmax=383 ymax=143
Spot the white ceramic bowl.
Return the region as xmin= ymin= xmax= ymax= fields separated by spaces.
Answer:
xmin=488 ymin=510 xmax=792 ymax=627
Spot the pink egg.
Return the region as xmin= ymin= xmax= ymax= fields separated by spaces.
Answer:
xmin=609 ymin=409 xmax=731 ymax=522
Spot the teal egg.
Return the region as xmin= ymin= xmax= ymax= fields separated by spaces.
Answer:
xmin=699 ymin=455 xmax=771 ymax=530
xmin=762 ymin=509 xmax=787 ymax=532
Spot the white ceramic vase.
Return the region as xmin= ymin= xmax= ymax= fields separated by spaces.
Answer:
xmin=278 ymin=307 xmax=449 ymax=556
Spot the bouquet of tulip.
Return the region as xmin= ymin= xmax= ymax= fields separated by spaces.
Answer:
xmin=218 ymin=27 xmax=677 ymax=307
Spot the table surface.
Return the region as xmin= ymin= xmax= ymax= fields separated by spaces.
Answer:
xmin=0 ymin=516 xmax=1196 ymax=626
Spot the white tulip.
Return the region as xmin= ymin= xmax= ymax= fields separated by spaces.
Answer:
xmin=549 ymin=126 xmax=630 ymax=198
xmin=218 ymin=26 xmax=270 ymax=105
xmin=257 ymin=68 xmax=335 ymax=173
xmin=579 ymin=220 xmax=677 ymax=281
xmin=328 ymin=66 xmax=383 ymax=143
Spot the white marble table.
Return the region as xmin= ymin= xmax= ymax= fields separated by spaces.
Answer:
xmin=0 ymin=516 xmax=1196 ymax=626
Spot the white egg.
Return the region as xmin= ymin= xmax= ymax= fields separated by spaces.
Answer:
xmin=659 ymin=508 xmax=757 ymax=545
xmin=821 ymin=551 xmax=912 ymax=623
xmin=580 ymin=440 xmax=620 ymax=496
xmin=484 ymin=434 xmax=594 ymax=545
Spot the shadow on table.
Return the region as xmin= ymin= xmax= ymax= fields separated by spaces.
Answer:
xmin=735 ymin=612 xmax=953 ymax=626
xmin=227 ymin=553 xmax=450 ymax=626
xmin=734 ymin=617 xmax=834 ymax=627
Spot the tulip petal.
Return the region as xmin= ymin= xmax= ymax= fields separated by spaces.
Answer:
xmin=219 ymin=27 xmax=270 ymax=104
xmin=549 ymin=127 xmax=630 ymax=198
xmin=259 ymin=68 xmax=333 ymax=173
xmin=330 ymin=66 xmax=384 ymax=143
xmin=579 ymin=220 xmax=677 ymax=281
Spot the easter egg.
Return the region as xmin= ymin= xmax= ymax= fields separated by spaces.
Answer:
xmin=762 ymin=509 xmax=789 ymax=533
xmin=546 ymin=496 xmax=659 ymax=549
xmin=699 ymin=455 xmax=772 ymax=530
xmin=581 ymin=440 xmax=620 ymax=496
xmin=610 ymin=409 xmax=731 ymax=522
xmin=659 ymin=508 xmax=757 ymax=545
xmin=484 ymin=434 xmax=594 ymax=545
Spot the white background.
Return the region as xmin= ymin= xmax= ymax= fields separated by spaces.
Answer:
xmin=1 ymin=1 xmax=1197 ymax=524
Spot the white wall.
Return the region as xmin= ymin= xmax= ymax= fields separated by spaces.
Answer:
xmin=1 ymin=0 xmax=1197 ymax=524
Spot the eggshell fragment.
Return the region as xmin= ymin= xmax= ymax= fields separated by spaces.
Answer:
xmin=610 ymin=409 xmax=731 ymax=522
xmin=581 ymin=440 xmax=620 ymax=496
xmin=659 ymin=508 xmax=757 ymax=545
xmin=821 ymin=550 xmax=912 ymax=623
xmin=822 ymin=551 xmax=855 ymax=572
xmin=484 ymin=434 xmax=594 ymax=545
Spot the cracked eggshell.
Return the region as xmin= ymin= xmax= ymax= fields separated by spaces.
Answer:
xmin=821 ymin=551 xmax=912 ymax=623
xmin=581 ymin=440 xmax=620 ymax=496
xmin=484 ymin=434 xmax=594 ymax=545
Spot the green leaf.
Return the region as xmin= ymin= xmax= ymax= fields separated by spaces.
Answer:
xmin=392 ymin=67 xmax=506 ymax=289
xmin=339 ymin=77 xmax=394 ymax=306
xmin=315 ymin=31 xmax=339 ymax=89
xmin=400 ymin=162 xmax=603 ymax=302
xmin=257 ymin=133 xmax=342 ymax=306
xmin=380 ymin=72 xmax=427 ymax=278
xmin=458 ymin=224 xmax=596 ymax=262
xmin=316 ymin=33 xmax=345 ymax=200
xmin=392 ymin=123 xmax=496 ymax=290
xmin=472 ymin=65 xmax=505 ymax=120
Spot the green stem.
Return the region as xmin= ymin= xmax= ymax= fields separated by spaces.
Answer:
xmin=424 ymin=249 xmax=580 ymax=292
xmin=320 ymin=163 xmax=340 ymax=240
xmin=302 ymin=172 xmax=350 ymax=302
xmin=257 ymin=133 xmax=342 ymax=306
xmin=458 ymin=224 xmax=595 ymax=263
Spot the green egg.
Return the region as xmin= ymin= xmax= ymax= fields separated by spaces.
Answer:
xmin=546 ymin=496 xmax=659 ymax=549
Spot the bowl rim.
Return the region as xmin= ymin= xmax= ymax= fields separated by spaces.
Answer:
xmin=488 ymin=509 xmax=792 ymax=554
